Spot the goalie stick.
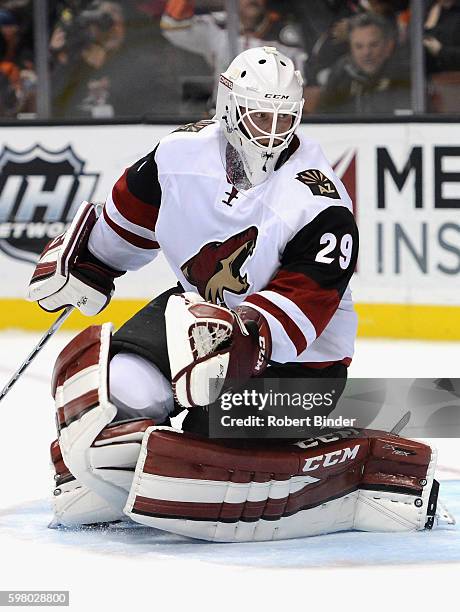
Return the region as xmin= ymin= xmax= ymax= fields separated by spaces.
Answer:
xmin=390 ymin=411 xmax=411 ymax=435
xmin=0 ymin=306 xmax=74 ymax=404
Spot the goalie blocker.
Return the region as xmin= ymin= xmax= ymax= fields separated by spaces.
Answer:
xmin=27 ymin=201 xmax=124 ymax=316
xmin=49 ymin=322 xmax=442 ymax=541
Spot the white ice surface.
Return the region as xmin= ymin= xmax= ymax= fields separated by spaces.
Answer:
xmin=0 ymin=332 xmax=459 ymax=611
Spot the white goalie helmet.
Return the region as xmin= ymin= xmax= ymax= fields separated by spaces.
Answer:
xmin=215 ymin=46 xmax=304 ymax=187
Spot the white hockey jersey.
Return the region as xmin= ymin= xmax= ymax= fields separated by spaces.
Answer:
xmin=88 ymin=120 xmax=359 ymax=366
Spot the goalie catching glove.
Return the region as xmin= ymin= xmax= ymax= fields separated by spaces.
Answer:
xmin=165 ymin=292 xmax=271 ymax=408
xmin=27 ymin=201 xmax=123 ymax=316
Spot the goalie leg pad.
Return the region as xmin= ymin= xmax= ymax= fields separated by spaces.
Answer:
xmin=53 ymin=324 xmax=157 ymax=516
xmin=50 ymin=418 xmax=155 ymax=526
xmin=354 ymin=438 xmax=438 ymax=532
xmin=124 ymin=429 xmax=438 ymax=542
xmin=50 ymin=439 xmax=125 ymax=527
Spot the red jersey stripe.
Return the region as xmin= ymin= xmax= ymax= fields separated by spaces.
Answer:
xmin=112 ymin=170 xmax=159 ymax=231
xmin=245 ymin=293 xmax=307 ymax=355
xmin=265 ymin=269 xmax=340 ymax=337
xmin=103 ymin=208 xmax=160 ymax=250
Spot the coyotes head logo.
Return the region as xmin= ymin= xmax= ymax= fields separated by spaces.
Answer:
xmin=181 ymin=227 xmax=258 ymax=304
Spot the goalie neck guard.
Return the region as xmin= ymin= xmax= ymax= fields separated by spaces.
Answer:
xmin=215 ymin=46 xmax=304 ymax=189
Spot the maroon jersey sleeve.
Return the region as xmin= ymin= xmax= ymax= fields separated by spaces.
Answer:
xmin=88 ymin=147 xmax=162 ymax=271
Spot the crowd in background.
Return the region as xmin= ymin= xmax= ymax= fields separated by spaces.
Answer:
xmin=1 ymin=0 xmax=460 ymax=119
xmin=0 ymin=0 xmax=36 ymax=117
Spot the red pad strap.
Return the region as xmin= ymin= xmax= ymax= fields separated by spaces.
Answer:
xmin=50 ymin=439 xmax=73 ymax=486
xmin=92 ymin=418 xmax=155 ymax=445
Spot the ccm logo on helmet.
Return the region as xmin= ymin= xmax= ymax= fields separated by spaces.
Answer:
xmin=265 ymin=94 xmax=289 ymax=99
xmin=302 ymin=444 xmax=361 ymax=472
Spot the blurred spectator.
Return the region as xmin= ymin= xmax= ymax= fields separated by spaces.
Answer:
xmin=268 ymin=0 xmax=337 ymax=58
xmin=0 ymin=28 xmax=19 ymax=116
xmin=424 ymin=0 xmax=460 ymax=113
xmin=17 ymin=49 xmax=36 ymax=114
xmin=305 ymin=0 xmax=409 ymax=86
xmin=160 ymin=0 xmax=307 ymax=109
xmin=0 ymin=7 xmax=20 ymax=61
xmin=0 ymin=4 xmax=38 ymax=117
xmin=424 ymin=0 xmax=460 ymax=75
xmin=305 ymin=1 xmax=361 ymax=84
xmin=50 ymin=1 xmax=126 ymax=117
xmin=317 ymin=12 xmax=410 ymax=114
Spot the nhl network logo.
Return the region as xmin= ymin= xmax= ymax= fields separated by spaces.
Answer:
xmin=0 ymin=144 xmax=100 ymax=263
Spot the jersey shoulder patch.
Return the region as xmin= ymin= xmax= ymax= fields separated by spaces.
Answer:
xmin=173 ymin=120 xmax=217 ymax=134
xmin=295 ymin=169 xmax=340 ymax=200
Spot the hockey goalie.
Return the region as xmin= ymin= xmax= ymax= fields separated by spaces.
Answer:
xmin=29 ymin=47 xmax=443 ymax=542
